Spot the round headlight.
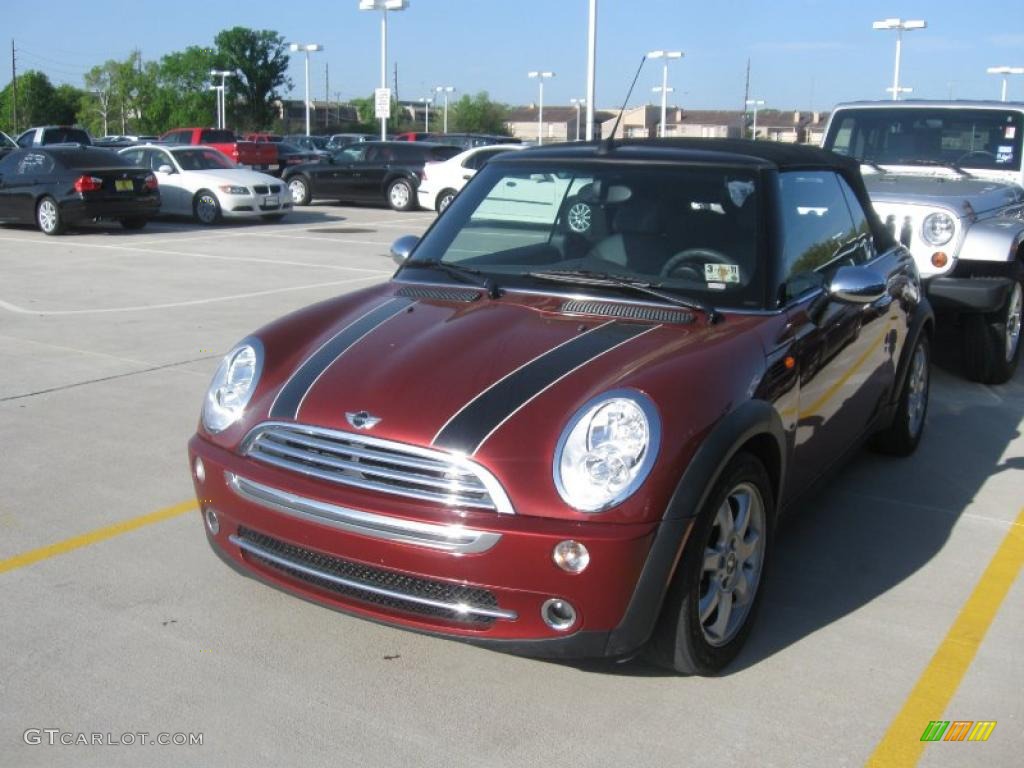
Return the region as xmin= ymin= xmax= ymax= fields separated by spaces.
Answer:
xmin=553 ymin=391 xmax=660 ymax=513
xmin=921 ymin=212 xmax=955 ymax=246
xmin=202 ymin=340 xmax=263 ymax=433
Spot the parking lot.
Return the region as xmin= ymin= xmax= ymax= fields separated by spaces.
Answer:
xmin=1 ymin=203 xmax=1021 ymax=767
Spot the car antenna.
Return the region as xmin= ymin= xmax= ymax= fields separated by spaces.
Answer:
xmin=598 ymin=55 xmax=647 ymax=155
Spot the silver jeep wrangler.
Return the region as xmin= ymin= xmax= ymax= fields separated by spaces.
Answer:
xmin=823 ymin=101 xmax=1023 ymax=384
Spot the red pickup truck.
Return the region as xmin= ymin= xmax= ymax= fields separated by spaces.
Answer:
xmin=158 ymin=128 xmax=278 ymax=170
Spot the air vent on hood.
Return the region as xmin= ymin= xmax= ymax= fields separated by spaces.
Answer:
xmin=396 ymin=286 xmax=481 ymax=303
xmin=560 ymin=300 xmax=693 ymax=325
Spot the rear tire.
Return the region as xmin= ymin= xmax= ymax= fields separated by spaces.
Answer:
xmin=963 ymin=278 xmax=1022 ymax=385
xmin=387 ymin=178 xmax=416 ymax=212
xmin=37 ymin=196 xmax=64 ymax=236
xmin=120 ymin=217 xmax=147 ymax=230
xmin=646 ymin=453 xmax=773 ymax=675
xmin=288 ymin=176 xmax=311 ymax=206
xmin=436 ymin=188 xmax=457 ymax=213
xmin=870 ymin=334 xmax=930 ymax=455
xmin=193 ymin=190 xmax=221 ymax=225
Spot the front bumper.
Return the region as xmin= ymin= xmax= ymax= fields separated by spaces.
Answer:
xmin=926 ymin=276 xmax=1013 ymax=313
xmin=189 ymin=434 xmax=665 ymax=658
xmin=416 ymin=187 xmax=438 ymax=211
xmin=220 ymin=191 xmax=292 ymax=218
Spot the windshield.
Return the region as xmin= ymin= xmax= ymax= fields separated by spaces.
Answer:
xmin=409 ymin=162 xmax=765 ymax=310
xmin=172 ymin=148 xmax=235 ymax=170
xmin=825 ymin=108 xmax=1023 ymax=171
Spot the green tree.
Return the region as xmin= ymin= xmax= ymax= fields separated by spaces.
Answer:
xmin=146 ymin=46 xmax=220 ymax=132
xmin=0 ymin=71 xmax=82 ymax=135
xmin=82 ymin=61 xmax=118 ymax=135
xmin=214 ymin=27 xmax=291 ymax=130
xmin=450 ymin=92 xmax=509 ymax=135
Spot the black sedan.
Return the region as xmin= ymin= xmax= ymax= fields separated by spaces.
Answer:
xmin=0 ymin=147 xmax=159 ymax=234
xmin=282 ymin=141 xmax=459 ymax=211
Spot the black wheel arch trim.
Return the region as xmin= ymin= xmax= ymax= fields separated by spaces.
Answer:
xmin=603 ymin=399 xmax=787 ymax=657
xmin=890 ymin=297 xmax=935 ymax=411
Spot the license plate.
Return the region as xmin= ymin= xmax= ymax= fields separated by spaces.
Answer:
xmin=264 ymin=195 xmax=279 ymax=206
xmin=115 ymin=179 xmax=133 ymax=192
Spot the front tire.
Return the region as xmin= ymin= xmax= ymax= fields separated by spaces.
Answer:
xmin=37 ymin=196 xmax=64 ymax=236
xmin=288 ymin=176 xmax=311 ymax=206
xmin=436 ymin=188 xmax=457 ymax=213
xmin=964 ymin=279 xmax=1022 ymax=385
xmin=193 ymin=190 xmax=221 ymax=225
xmin=647 ymin=453 xmax=773 ymax=675
xmin=870 ymin=334 xmax=930 ymax=455
xmin=387 ymin=178 xmax=415 ymax=211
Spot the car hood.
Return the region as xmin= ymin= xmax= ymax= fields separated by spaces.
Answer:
xmin=180 ymin=168 xmax=282 ymax=186
xmin=234 ymin=283 xmax=769 ymax=521
xmin=864 ymin=173 xmax=1024 ymax=216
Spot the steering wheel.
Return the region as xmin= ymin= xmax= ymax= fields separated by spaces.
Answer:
xmin=660 ymin=248 xmax=732 ymax=280
xmin=955 ymin=150 xmax=996 ymax=165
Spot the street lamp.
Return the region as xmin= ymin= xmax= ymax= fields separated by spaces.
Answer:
xmin=886 ymin=86 xmax=913 ymax=99
xmin=419 ymin=96 xmax=431 ymax=132
xmin=289 ymin=43 xmax=323 ymax=136
xmin=745 ymin=99 xmax=765 ymax=139
xmin=210 ymin=70 xmax=234 ymax=129
xmin=528 ymin=71 xmax=555 ymax=145
xmin=585 ymin=0 xmax=597 ymax=140
xmin=434 ymin=86 xmax=455 ymax=133
xmin=570 ymin=98 xmax=586 ymax=140
xmin=359 ymin=0 xmax=409 ymax=141
xmin=872 ymin=18 xmax=926 ymax=101
xmin=987 ymin=66 xmax=1024 ymax=102
xmin=647 ymin=50 xmax=683 ymax=138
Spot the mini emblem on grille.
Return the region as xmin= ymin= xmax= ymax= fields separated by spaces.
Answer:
xmin=346 ymin=411 xmax=381 ymax=430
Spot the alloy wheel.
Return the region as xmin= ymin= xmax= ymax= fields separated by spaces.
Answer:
xmin=567 ymin=202 xmax=591 ymax=233
xmin=1005 ymin=282 xmax=1022 ymax=364
xmin=38 ymin=199 xmax=58 ymax=233
xmin=289 ymin=179 xmax=308 ymax=205
xmin=196 ymin=194 xmax=218 ymax=224
xmin=906 ymin=342 xmax=929 ymax=437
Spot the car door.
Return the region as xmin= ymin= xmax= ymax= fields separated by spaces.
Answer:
xmin=0 ymin=150 xmax=52 ymax=222
xmin=316 ymin=145 xmax=365 ymax=199
xmin=0 ymin=150 xmax=25 ymax=221
xmin=356 ymin=144 xmax=393 ymax=201
xmin=778 ymin=170 xmax=905 ymax=494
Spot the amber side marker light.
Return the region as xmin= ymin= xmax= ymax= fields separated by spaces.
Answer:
xmin=931 ymin=251 xmax=948 ymax=268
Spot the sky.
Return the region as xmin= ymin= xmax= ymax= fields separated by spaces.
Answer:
xmin=8 ymin=0 xmax=1024 ymax=112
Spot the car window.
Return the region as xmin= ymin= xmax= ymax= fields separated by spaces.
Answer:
xmin=42 ymin=128 xmax=90 ymax=145
xmin=836 ymin=175 xmax=875 ymax=264
xmin=53 ymin=149 xmax=127 ymax=169
xmin=15 ymin=152 xmax=55 ymax=175
xmin=120 ymin=149 xmax=144 ymax=166
xmin=430 ymin=146 xmax=461 ymax=162
xmin=335 ymin=146 xmax=365 ymax=163
xmin=151 ymin=150 xmax=175 ymax=171
xmin=778 ymin=171 xmax=865 ymax=300
xmin=173 ymin=148 xmax=234 ymax=170
xmin=17 ymin=131 xmax=35 ymax=147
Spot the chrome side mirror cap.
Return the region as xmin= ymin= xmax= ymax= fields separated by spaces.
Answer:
xmin=828 ymin=265 xmax=887 ymax=304
xmin=390 ymin=235 xmax=420 ymax=266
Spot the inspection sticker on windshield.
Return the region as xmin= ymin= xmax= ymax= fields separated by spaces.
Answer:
xmin=996 ymin=146 xmax=1014 ymax=164
xmin=705 ymin=264 xmax=740 ymax=284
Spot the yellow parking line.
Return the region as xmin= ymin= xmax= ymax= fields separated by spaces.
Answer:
xmin=866 ymin=507 xmax=1024 ymax=767
xmin=0 ymin=500 xmax=196 ymax=575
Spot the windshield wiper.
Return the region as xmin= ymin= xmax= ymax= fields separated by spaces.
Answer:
xmin=894 ymin=159 xmax=973 ymax=178
xmin=406 ymin=260 xmax=501 ymax=298
xmin=527 ymin=269 xmax=721 ymax=323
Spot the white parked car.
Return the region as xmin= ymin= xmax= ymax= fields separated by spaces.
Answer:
xmin=417 ymin=143 xmax=525 ymax=213
xmin=118 ymin=144 xmax=291 ymax=224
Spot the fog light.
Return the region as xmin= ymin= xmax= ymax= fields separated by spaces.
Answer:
xmin=204 ymin=507 xmax=220 ymax=535
xmin=541 ymin=598 xmax=577 ymax=631
xmin=553 ymin=540 xmax=590 ymax=573
xmin=194 ymin=456 xmax=206 ymax=483
xmin=931 ymin=251 xmax=948 ymax=268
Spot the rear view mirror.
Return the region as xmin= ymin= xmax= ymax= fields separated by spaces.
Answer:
xmin=828 ymin=265 xmax=886 ymax=304
xmin=390 ymin=235 xmax=420 ymax=266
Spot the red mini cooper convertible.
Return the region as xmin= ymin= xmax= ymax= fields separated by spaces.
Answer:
xmin=189 ymin=139 xmax=933 ymax=674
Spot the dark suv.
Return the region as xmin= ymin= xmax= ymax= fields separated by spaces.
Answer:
xmin=16 ymin=126 xmax=94 ymax=147
xmin=282 ymin=140 xmax=460 ymax=211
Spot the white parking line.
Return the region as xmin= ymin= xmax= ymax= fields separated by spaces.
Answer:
xmin=238 ymin=232 xmax=393 ymax=247
xmin=0 ymin=275 xmax=385 ymax=315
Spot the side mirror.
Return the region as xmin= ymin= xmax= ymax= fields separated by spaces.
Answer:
xmin=828 ymin=265 xmax=886 ymax=304
xmin=390 ymin=235 xmax=420 ymax=266
xmin=157 ymin=164 xmax=174 ymax=174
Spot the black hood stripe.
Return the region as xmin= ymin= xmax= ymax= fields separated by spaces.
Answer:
xmin=433 ymin=321 xmax=654 ymax=455
xmin=270 ymin=297 xmax=412 ymax=420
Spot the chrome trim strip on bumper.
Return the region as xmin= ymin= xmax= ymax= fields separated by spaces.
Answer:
xmin=226 ymin=472 xmax=502 ymax=555
xmin=228 ymin=533 xmax=518 ymax=621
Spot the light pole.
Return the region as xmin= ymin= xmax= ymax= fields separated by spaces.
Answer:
xmin=528 ymin=71 xmax=555 ymax=145
xmin=745 ymin=99 xmax=765 ymax=139
xmin=434 ymin=86 xmax=454 ymax=133
xmin=586 ymin=0 xmax=597 ymax=140
xmin=987 ymin=66 xmax=1024 ymax=102
xmin=210 ymin=70 xmax=234 ymax=129
xmin=647 ymin=50 xmax=683 ymax=138
xmin=872 ymin=18 xmax=926 ymax=101
xmin=289 ymin=43 xmax=323 ymax=136
xmin=359 ymin=0 xmax=409 ymax=141
xmin=419 ymin=96 xmax=431 ymax=132
xmin=208 ymin=85 xmax=222 ymax=130
xmin=886 ymin=86 xmax=913 ymax=99
xmin=570 ymin=98 xmax=586 ymax=140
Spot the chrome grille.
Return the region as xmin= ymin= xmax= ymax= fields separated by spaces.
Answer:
xmin=253 ymin=185 xmax=269 ymax=194
xmin=242 ymin=422 xmax=513 ymax=513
